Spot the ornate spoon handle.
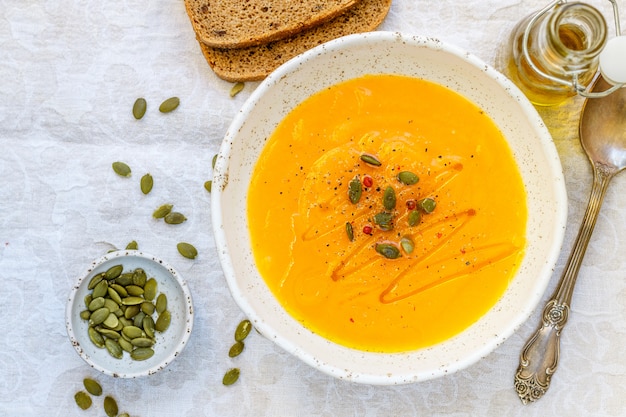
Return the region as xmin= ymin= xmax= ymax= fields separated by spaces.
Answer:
xmin=514 ymin=166 xmax=613 ymax=404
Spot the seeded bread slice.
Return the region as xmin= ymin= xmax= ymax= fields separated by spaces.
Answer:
xmin=185 ymin=0 xmax=362 ymax=49
xmin=198 ymin=0 xmax=392 ymax=82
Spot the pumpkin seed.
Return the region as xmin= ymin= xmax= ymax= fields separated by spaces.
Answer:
xmin=125 ymin=285 xmax=144 ymax=296
xmin=397 ymin=171 xmax=419 ymax=185
xmin=118 ymin=337 xmax=134 ymax=353
xmin=122 ymin=326 xmax=144 ymax=339
xmin=140 ymin=173 xmax=153 ymax=194
xmin=110 ymin=283 xmax=128 ymax=297
xmin=107 ymin=287 xmax=122 ymax=304
xmin=88 ymin=297 xmax=105 ymax=311
xmin=133 ymin=311 xmax=146 ymax=328
xmin=155 ymin=310 xmax=171 ymax=332
xmin=345 ymin=222 xmax=354 ymax=242
xmin=130 ymin=347 xmax=154 ymax=361
xmin=400 ymin=236 xmax=415 ymax=254
xmin=204 ymin=180 xmax=212 ymax=193
xmin=418 ymin=197 xmax=437 ymax=214
xmin=89 ymin=307 xmax=110 ymax=326
xmin=143 ymin=315 xmax=156 ymax=338
xmin=119 ymin=413 xmax=130 ymax=417
xmin=131 ymin=337 xmax=155 ymax=348
xmin=235 ymin=319 xmax=252 ymax=342
xmin=408 ymin=210 xmax=421 ymax=227
xmin=212 ymin=154 xmax=218 ymax=169
xmin=79 ymin=310 xmax=91 ymax=320
xmin=141 ymin=301 xmax=155 ymax=315
xmin=115 ymin=272 xmax=133 ymax=286
xmin=88 ymin=327 xmax=105 ymax=348
xmin=132 ymin=97 xmax=147 ymax=119
xmin=112 ymin=161 xmax=131 ymax=177
xmin=87 ymin=273 xmax=104 ymax=290
xmin=124 ymin=304 xmax=140 ymax=319
xmin=92 ymin=280 xmax=108 ymax=299
xmin=84 ymin=294 xmax=93 ymax=308
xmin=222 ymin=368 xmax=240 ymax=386
xmin=159 ymin=96 xmax=179 ymax=113
xmin=121 ymin=296 xmax=145 ymax=306
xmin=103 ymin=298 xmax=120 ymax=313
xmin=375 ymin=243 xmax=401 ymax=259
xmin=74 ymin=391 xmax=92 ymax=410
xmin=177 ymin=242 xmax=197 ymax=259
xmin=102 ymin=313 xmax=119 ymax=329
xmin=143 ymin=278 xmax=157 ymax=301
xmin=152 ymin=203 xmax=173 ymax=219
xmin=228 ymin=340 xmax=244 ymax=357
xmin=105 ymin=264 xmax=123 ymax=280
xmin=132 ymin=268 xmax=147 ymax=287
xmin=360 ymin=153 xmax=382 ymax=166
xmin=230 ymin=82 xmax=245 ymax=97
xmin=348 ymin=176 xmax=362 ymax=204
xmin=83 ymin=378 xmax=102 ymax=396
xmin=103 ymin=396 xmax=119 ymax=417
xmin=164 ymin=211 xmax=187 ymax=224
xmin=155 ymin=293 xmax=167 ymax=314
xmin=97 ymin=327 xmax=121 ymax=339
xmin=383 ymin=186 xmax=396 ymax=210
xmin=373 ymin=212 xmax=394 ymax=231
xmin=104 ymin=338 xmax=123 ymax=359
xmin=125 ymin=240 xmax=138 ymax=250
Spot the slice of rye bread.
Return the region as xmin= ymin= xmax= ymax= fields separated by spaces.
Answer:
xmin=198 ymin=0 xmax=392 ymax=82
xmin=185 ymin=0 xmax=362 ymax=49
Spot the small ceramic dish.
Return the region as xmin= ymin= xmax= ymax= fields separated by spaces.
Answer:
xmin=66 ymin=250 xmax=193 ymax=378
xmin=211 ymin=32 xmax=568 ymax=384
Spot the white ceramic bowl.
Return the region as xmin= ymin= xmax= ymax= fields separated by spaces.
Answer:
xmin=66 ymin=250 xmax=193 ymax=378
xmin=211 ymin=32 xmax=567 ymax=385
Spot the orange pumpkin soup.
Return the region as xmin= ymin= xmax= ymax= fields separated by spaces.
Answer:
xmin=247 ymin=74 xmax=527 ymax=352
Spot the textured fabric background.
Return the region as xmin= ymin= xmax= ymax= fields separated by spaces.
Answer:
xmin=2 ymin=0 xmax=626 ymax=416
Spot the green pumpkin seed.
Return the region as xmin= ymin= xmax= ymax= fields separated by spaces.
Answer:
xmin=143 ymin=315 xmax=156 ymax=338
xmin=222 ymin=368 xmax=240 ymax=386
xmin=88 ymin=327 xmax=105 ymax=348
xmin=345 ymin=222 xmax=354 ymax=242
xmin=132 ymin=97 xmax=147 ymax=120
xmin=79 ymin=310 xmax=91 ymax=320
xmin=229 ymin=340 xmax=244 ymax=357
xmin=103 ymin=298 xmax=119 ymax=313
xmin=132 ymin=268 xmax=147 ymax=287
xmin=107 ymin=287 xmax=123 ymax=304
xmin=102 ymin=313 xmax=119 ymax=329
xmin=121 ymin=296 xmax=145 ymax=306
xmin=104 ymin=338 xmax=123 ymax=359
xmin=230 ymin=82 xmax=245 ymax=97
xmin=408 ymin=210 xmax=421 ymax=227
xmin=115 ymin=272 xmax=133 ymax=286
xmin=373 ymin=212 xmax=394 ymax=231
xmin=397 ymin=171 xmax=419 ymax=185
xmin=125 ymin=285 xmax=144 ymax=296
xmin=159 ymin=96 xmax=179 ymax=113
xmin=141 ymin=301 xmax=155 ymax=315
xmin=383 ymin=186 xmax=396 ymax=210
xmin=152 ymin=204 xmax=173 ymax=219
xmin=112 ymin=161 xmax=131 ymax=177
xmin=130 ymin=347 xmax=154 ymax=361
xmin=177 ymin=242 xmax=197 ymax=259
xmin=235 ymin=319 xmax=252 ymax=342
xmin=140 ymin=173 xmax=153 ymax=194
xmin=400 ymin=236 xmax=415 ymax=254
xmin=89 ymin=307 xmax=110 ymax=326
xmin=83 ymin=378 xmax=102 ymax=396
xmin=164 ymin=212 xmax=187 ymax=224
xmin=118 ymin=337 xmax=134 ymax=353
xmin=105 ymin=264 xmax=123 ymax=280
xmin=124 ymin=304 xmax=140 ymax=319
xmin=155 ymin=310 xmax=171 ymax=332
xmin=375 ymin=243 xmax=401 ymax=259
xmin=204 ymin=180 xmax=212 ymax=193
xmin=103 ymin=396 xmax=119 ymax=417
xmin=130 ymin=337 xmax=155 ymax=348
xmin=88 ymin=297 xmax=105 ymax=312
xmin=119 ymin=413 xmax=130 ymax=417
xmin=212 ymin=154 xmax=218 ymax=169
xmin=360 ymin=153 xmax=382 ymax=167
xmin=418 ymin=197 xmax=436 ymax=214
xmin=133 ymin=311 xmax=146 ymax=328
xmin=92 ymin=280 xmax=108 ymax=299
xmin=97 ymin=327 xmax=121 ymax=339
xmin=143 ymin=278 xmax=157 ymax=301
xmin=122 ymin=326 xmax=144 ymax=339
xmin=87 ymin=273 xmax=105 ymax=290
xmin=348 ymin=176 xmax=362 ymax=204
xmin=74 ymin=391 xmax=92 ymax=410
xmin=125 ymin=240 xmax=138 ymax=250
xmin=84 ymin=294 xmax=92 ymax=308
xmin=155 ymin=293 xmax=167 ymax=314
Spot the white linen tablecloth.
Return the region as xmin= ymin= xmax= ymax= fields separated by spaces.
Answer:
xmin=2 ymin=0 xmax=626 ymax=415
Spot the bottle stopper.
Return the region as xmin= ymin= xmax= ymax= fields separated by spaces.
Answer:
xmin=599 ymin=35 xmax=626 ymax=85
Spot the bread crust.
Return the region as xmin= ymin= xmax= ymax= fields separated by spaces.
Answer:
xmin=185 ymin=0 xmax=362 ymax=49
xmin=198 ymin=0 xmax=392 ymax=82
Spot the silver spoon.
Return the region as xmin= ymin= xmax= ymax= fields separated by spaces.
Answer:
xmin=514 ymin=76 xmax=626 ymax=404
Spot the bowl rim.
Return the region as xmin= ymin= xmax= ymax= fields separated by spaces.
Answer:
xmin=211 ymin=31 xmax=568 ymax=384
xmin=65 ymin=250 xmax=194 ymax=378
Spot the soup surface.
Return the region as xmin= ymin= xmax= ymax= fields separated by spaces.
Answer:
xmin=247 ymin=74 xmax=527 ymax=352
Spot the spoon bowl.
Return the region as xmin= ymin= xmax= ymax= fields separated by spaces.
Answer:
xmin=515 ymin=76 xmax=626 ymax=403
